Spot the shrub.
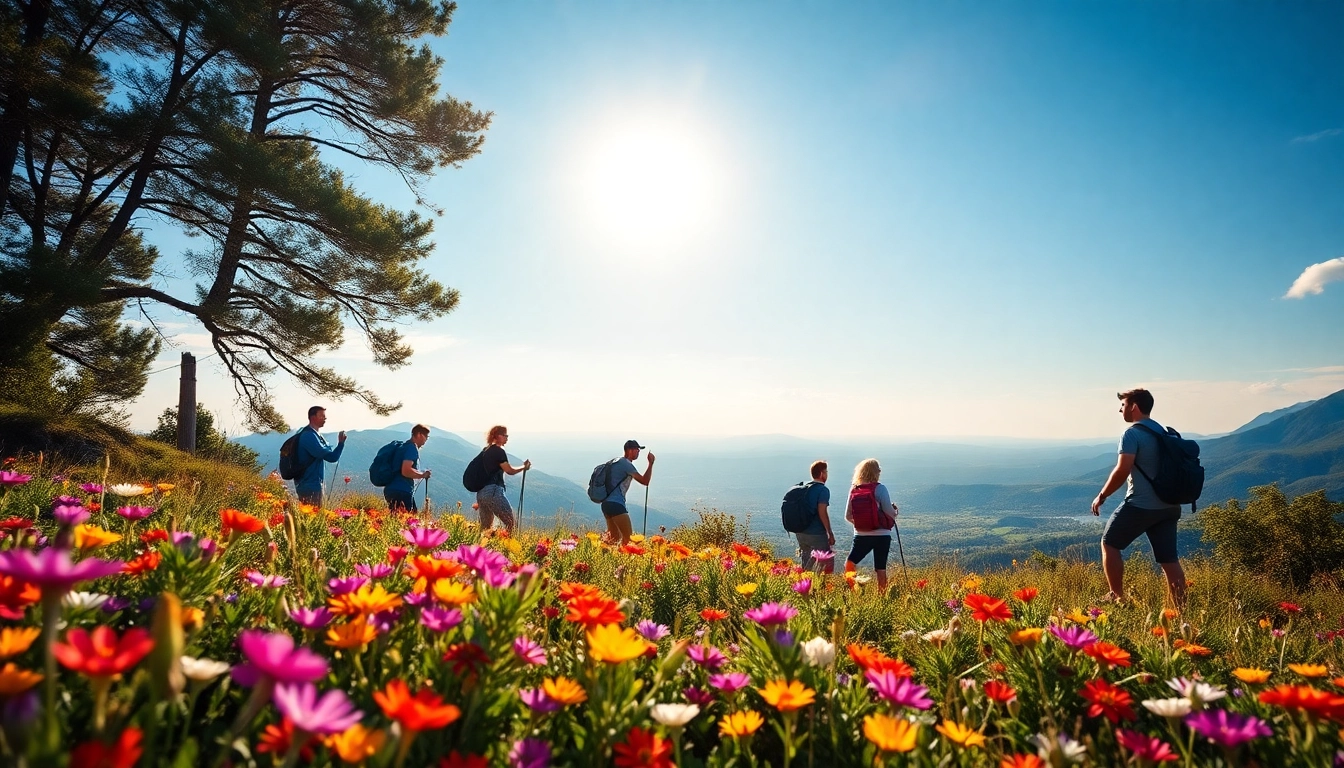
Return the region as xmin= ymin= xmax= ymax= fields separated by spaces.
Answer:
xmin=1200 ymin=484 xmax=1344 ymax=589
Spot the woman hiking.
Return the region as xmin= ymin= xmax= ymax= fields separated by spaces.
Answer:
xmin=844 ymin=458 xmax=899 ymax=591
xmin=475 ymin=425 xmax=530 ymax=534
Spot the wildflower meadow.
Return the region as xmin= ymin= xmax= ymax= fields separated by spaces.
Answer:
xmin=1 ymin=460 xmax=1343 ymax=767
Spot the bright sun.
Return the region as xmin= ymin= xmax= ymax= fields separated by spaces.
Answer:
xmin=581 ymin=115 xmax=724 ymax=245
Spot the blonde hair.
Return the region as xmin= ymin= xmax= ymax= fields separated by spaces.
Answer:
xmin=852 ymin=458 xmax=881 ymax=486
xmin=486 ymin=425 xmax=508 ymax=445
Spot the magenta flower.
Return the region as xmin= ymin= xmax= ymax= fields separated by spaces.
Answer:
xmin=810 ymin=549 xmax=835 ymax=562
xmin=688 ymin=574 xmax=701 ymax=584
xmin=792 ymin=578 xmax=812 ymax=595
xmin=1049 ymin=624 xmax=1099 ymax=652
xmin=420 ymin=606 xmax=463 ymax=633
xmin=0 ymin=548 xmax=123 ymax=594
xmin=369 ymin=609 xmax=401 ymax=634
xmin=290 ymin=607 xmax=333 ymax=629
xmin=231 ymin=630 xmax=329 ymax=687
xmin=557 ymin=539 xmax=578 ymax=553
xmin=684 ymin=686 xmax=715 ymax=706
xmin=519 ymin=688 xmax=560 ymax=713
xmin=865 ymin=670 xmax=933 ymax=710
xmin=1184 ymin=709 xmax=1273 ymax=748
xmin=354 ymin=563 xmax=393 ymax=579
xmin=0 ymin=471 xmax=32 ymax=486
xmin=79 ymin=483 xmax=103 ymax=494
xmin=404 ymin=591 xmax=430 ymax=607
xmin=1115 ymin=729 xmax=1179 ymax=762
xmin=455 ymin=543 xmax=512 ymax=575
xmin=327 ymin=576 xmax=369 ymax=595
xmin=273 ymin=682 xmax=363 ymax=735
xmin=709 ymin=672 xmax=751 ymax=693
xmin=483 ymin=567 xmax=517 ymax=589
xmin=52 ymin=496 xmax=89 ymax=526
xmin=245 ymin=571 xmax=289 ymax=588
xmin=113 ymin=505 xmax=153 ymax=521
xmin=636 ymin=620 xmax=671 ymax=642
xmin=743 ymin=602 xmax=799 ymax=627
xmin=401 ymin=527 xmax=450 ymax=550
xmin=513 ymin=637 xmax=548 ymax=666
xmin=510 ymin=737 xmax=552 ymax=768
xmin=688 ymin=644 xmax=727 ymax=670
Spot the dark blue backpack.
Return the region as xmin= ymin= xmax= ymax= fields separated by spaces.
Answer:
xmin=1134 ymin=423 xmax=1205 ymax=511
xmin=369 ymin=440 xmax=406 ymax=487
xmin=781 ymin=481 xmax=819 ymax=533
xmin=278 ymin=427 xmax=313 ymax=480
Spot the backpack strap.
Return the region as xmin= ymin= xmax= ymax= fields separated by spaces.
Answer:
xmin=1130 ymin=423 xmax=1175 ymax=503
xmin=604 ymin=459 xmax=618 ymax=496
xmin=294 ymin=426 xmax=318 ymax=479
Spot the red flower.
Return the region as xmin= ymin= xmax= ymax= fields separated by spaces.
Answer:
xmin=53 ymin=626 xmax=154 ymax=679
xmin=541 ymin=605 xmax=561 ymax=619
xmin=69 ymin=727 xmax=143 ymax=768
xmin=0 ymin=575 xmax=40 ymax=620
xmin=122 ymin=551 xmax=161 ymax=577
xmin=1013 ymin=587 xmax=1038 ymax=603
xmin=983 ymin=680 xmax=1017 ymax=703
xmin=847 ymin=643 xmax=914 ymax=676
xmin=374 ymin=680 xmax=461 ymax=732
xmin=999 ymin=756 xmax=1046 ymax=768
xmin=963 ymin=593 xmax=1013 ymax=623
xmin=641 ymin=581 xmax=654 ymax=590
xmin=1280 ymin=602 xmax=1303 ymax=614
xmin=1079 ymin=678 xmax=1136 ymax=723
xmin=441 ymin=752 xmax=489 ymax=768
xmin=613 ymin=726 xmax=673 ymax=768
xmin=139 ymin=529 xmax=169 ymax=544
xmin=442 ymin=643 xmax=491 ymax=675
xmin=268 ymin=512 xmax=285 ymax=527
xmin=699 ymin=608 xmax=729 ymax=622
xmin=255 ymin=718 xmax=316 ymax=760
xmin=1083 ymin=642 xmax=1133 ymax=671
xmin=220 ymin=508 xmax=264 ymax=536
xmin=387 ymin=546 xmax=409 ymax=565
xmin=914 ymin=579 xmax=929 ymax=589
xmin=566 ymin=594 xmax=626 ymax=628
xmin=0 ymin=518 xmax=32 ymax=530
xmin=1259 ymin=684 xmax=1344 ymax=721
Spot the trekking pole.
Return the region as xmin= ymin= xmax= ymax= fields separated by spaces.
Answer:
xmin=327 ymin=459 xmax=340 ymax=505
xmin=893 ymin=521 xmax=910 ymax=589
xmin=517 ymin=468 xmax=527 ymax=523
xmin=642 ymin=482 xmax=650 ymax=537
xmin=424 ymin=474 xmax=430 ymax=514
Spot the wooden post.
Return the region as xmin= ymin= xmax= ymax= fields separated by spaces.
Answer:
xmin=176 ymin=352 xmax=196 ymax=453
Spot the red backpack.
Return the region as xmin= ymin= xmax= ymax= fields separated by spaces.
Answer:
xmin=849 ymin=483 xmax=895 ymax=530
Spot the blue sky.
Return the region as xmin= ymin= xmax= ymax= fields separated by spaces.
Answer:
xmin=128 ymin=1 xmax=1344 ymax=440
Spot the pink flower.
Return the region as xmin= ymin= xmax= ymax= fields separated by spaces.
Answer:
xmin=245 ymin=571 xmax=289 ymax=589
xmin=1049 ymin=624 xmax=1099 ymax=652
xmin=231 ymin=630 xmax=328 ymax=687
xmin=743 ymin=602 xmax=799 ymax=627
xmin=520 ymin=688 xmax=560 ymax=713
xmin=289 ymin=607 xmax=333 ymax=629
xmin=792 ymin=578 xmax=812 ymax=595
xmin=513 ymin=637 xmax=547 ymax=666
xmin=636 ymin=620 xmax=671 ymax=642
xmin=1115 ymin=729 xmax=1179 ymax=762
xmin=708 ymin=672 xmax=751 ymax=693
xmin=865 ymin=670 xmax=933 ymax=710
xmin=420 ymin=606 xmax=462 ymax=633
xmin=810 ymin=549 xmax=834 ymax=562
xmin=79 ymin=483 xmax=103 ymax=494
xmin=0 ymin=547 xmax=123 ymax=594
xmin=1184 ymin=710 xmax=1272 ymax=748
xmin=401 ymin=527 xmax=449 ymax=550
xmin=355 ymin=563 xmax=393 ymax=579
xmin=52 ymin=496 xmax=89 ymax=526
xmin=0 ymin=471 xmax=32 ymax=486
xmin=688 ymin=644 xmax=727 ymax=670
xmin=273 ymin=682 xmax=363 ymax=735
xmin=327 ymin=576 xmax=369 ymax=595
xmin=683 ymin=686 xmax=715 ymax=706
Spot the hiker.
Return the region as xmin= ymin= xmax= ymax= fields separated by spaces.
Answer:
xmin=295 ymin=406 xmax=345 ymax=508
xmin=598 ymin=440 xmax=655 ymax=546
xmin=791 ymin=461 xmax=836 ymax=573
xmin=844 ymin=458 xmax=898 ymax=591
xmin=475 ymin=425 xmax=530 ymax=534
xmin=1091 ymin=388 xmax=1187 ymax=606
xmin=385 ymin=424 xmax=432 ymax=513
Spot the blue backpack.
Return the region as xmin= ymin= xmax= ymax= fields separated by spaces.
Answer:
xmin=369 ymin=441 xmax=406 ymax=487
xmin=1133 ymin=423 xmax=1205 ymax=511
xmin=587 ymin=460 xmax=618 ymax=503
xmin=781 ymin=481 xmax=819 ymax=533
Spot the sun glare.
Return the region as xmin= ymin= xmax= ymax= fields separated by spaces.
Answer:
xmin=580 ymin=115 xmax=724 ymax=245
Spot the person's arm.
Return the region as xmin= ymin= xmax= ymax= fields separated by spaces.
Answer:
xmin=877 ymin=485 xmax=898 ymax=519
xmin=401 ymin=459 xmax=430 ymax=480
xmin=500 ymin=459 xmax=532 ymax=476
xmin=1091 ymin=454 xmax=1135 ymax=514
xmin=816 ymin=502 xmax=835 ymax=546
xmin=631 ymin=453 xmax=656 ymax=485
xmin=327 ymin=434 xmax=346 ymax=462
xmin=299 ymin=429 xmax=340 ymax=463
xmin=843 ymin=492 xmax=854 ymax=524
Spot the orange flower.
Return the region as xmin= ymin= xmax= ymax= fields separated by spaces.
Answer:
xmin=220 ymin=508 xmax=265 ymax=535
xmin=566 ymin=594 xmax=626 ymax=627
xmin=613 ymin=727 xmax=673 ymax=768
xmin=122 ymin=551 xmax=162 ymax=577
xmin=1259 ymin=684 xmax=1344 ymax=721
xmin=406 ymin=556 xmax=466 ymax=589
xmin=431 ymin=580 xmax=477 ymax=607
xmin=699 ymin=608 xmax=729 ymax=622
xmin=328 ymin=584 xmax=404 ymax=617
xmin=1289 ymin=663 xmax=1329 ymax=679
xmin=53 ymin=626 xmax=154 ymax=679
xmin=541 ymin=676 xmax=587 ymax=705
xmin=0 ymin=626 xmax=40 ymax=659
xmin=862 ymin=713 xmax=919 ymax=753
xmin=983 ymin=680 xmax=1017 ymax=703
xmin=1172 ymin=641 xmax=1212 ymax=658
xmin=1083 ymin=642 xmax=1132 ymax=670
xmin=68 ymin=727 xmax=143 ymax=768
xmin=374 ymin=680 xmax=461 ymax=732
xmin=758 ymin=679 xmax=816 ymax=712
xmin=1151 ymin=626 xmax=1167 ymax=637
xmin=558 ymin=582 xmax=603 ymax=603
xmin=1013 ymin=587 xmax=1038 ymax=603
xmin=719 ymin=710 xmax=765 ymax=738
xmin=587 ymin=623 xmax=651 ymax=664
xmin=325 ymin=619 xmax=377 ymax=650
xmin=846 ymin=643 xmax=914 ymax=676
xmin=667 ymin=543 xmax=692 ymax=559
xmin=963 ymin=593 xmax=1013 ymax=623
xmin=732 ymin=543 xmax=761 ymax=563
xmin=0 ymin=663 xmax=42 ymax=696
xmin=1233 ymin=668 xmax=1272 ymax=684
xmin=256 ymin=718 xmax=316 ymax=761
xmin=1001 ymin=755 xmax=1046 ymax=768
xmin=620 ymin=544 xmax=647 ymax=556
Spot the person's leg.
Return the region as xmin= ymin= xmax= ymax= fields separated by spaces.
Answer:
xmin=1101 ymin=503 xmax=1144 ymax=599
xmin=1101 ymin=544 xmax=1125 ymax=598
xmin=600 ymin=502 xmax=624 ymax=543
xmin=297 ymin=488 xmax=322 ymax=509
xmin=1147 ymin=510 xmax=1186 ymax=608
xmin=847 ymin=535 xmax=876 ymax=572
xmin=872 ymin=537 xmax=891 ymax=591
xmin=494 ymin=494 xmax=517 ymax=535
xmin=475 ymin=489 xmax=496 ymax=531
xmin=796 ymin=532 xmax=828 ymax=573
xmin=611 ymin=513 xmax=634 ymax=545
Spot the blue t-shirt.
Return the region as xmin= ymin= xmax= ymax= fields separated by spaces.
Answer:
xmin=296 ymin=428 xmax=343 ymax=491
xmin=1119 ymin=418 xmax=1177 ymax=510
xmin=800 ymin=482 xmax=831 ymax=536
xmin=385 ymin=442 xmax=419 ymax=494
xmin=606 ymin=458 xmax=639 ymax=505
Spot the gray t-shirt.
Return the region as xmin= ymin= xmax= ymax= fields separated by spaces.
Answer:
xmin=1120 ymin=418 xmax=1178 ymax=510
xmin=606 ymin=457 xmax=639 ymax=505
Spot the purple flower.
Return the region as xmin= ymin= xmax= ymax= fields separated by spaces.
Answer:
xmin=1049 ymin=624 xmax=1099 ymax=652
xmin=636 ymin=620 xmax=671 ymax=642
xmin=274 ymin=682 xmax=363 ymax=735
xmin=743 ymin=602 xmax=799 ymax=627
xmin=52 ymin=496 xmax=89 ymax=526
xmin=171 ymin=531 xmax=195 ymax=547
xmin=420 ymin=605 xmax=463 ymax=633
xmin=792 ymin=578 xmax=813 ymax=595
xmin=509 ymin=737 xmax=552 ymax=768
xmin=404 ymin=591 xmax=430 ymax=607
xmin=290 ymin=607 xmax=333 ymax=629
xmin=688 ymin=644 xmax=727 ymax=670
xmin=231 ymin=630 xmax=329 ymax=687
xmin=0 ymin=471 xmax=32 ymax=486
xmin=456 ymin=543 xmax=512 ymax=575
xmin=944 ymin=599 xmax=962 ymax=612
xmin=328 ymin=576 xmax=369 ymax=595
xmin=102 ymin=596 xmax=133 ymax=612
xmin=810 ymin=549 xmax=834 ymax=562
xmin=836 ymin=672 xmax=852 ymax=687
xmin=336 ymin=508 xmax=358 ymax=519
xmin=708 ymin=672 xmax=751 ymax=693
xmin=369 ymin=609 xmax=401 ymax=634
xmin=402 ymin=527 xmax=450 ymax=550
xmin=865 ymin=670 xmax=933 ymax=710
xmin=482 ymin=567 xmax=517 ymax=589
xmin=773 ymin=630 xmax=795 ymax=647
xmin=1 ymin=690 xmax=39 ymax=727
xmin=355 ymin=563 xmax=393 ymax=579
xmin=198 ymin=538 xmax=217 ymax=560
xmin=115 ymin=506 xmax=154 ymax=521
xmin=688 ymin=574 xmax=701 ymax=584
xmin=1184 ymin=709 xmax=1273 ymax=748
xmin=519 ymin=688 xmax=560 ymax=713
xmin=0 ymin=548 xmax=123 ymax=593
xmin=79 ymin=483 xmax=103 ymax=494
xmin=683 ymin=686 xmax=715 ymax=706
xmin=513 ymin=636 xmax=548 ymax=666
xmin=245 ymin=571 xmax=289 ymax=588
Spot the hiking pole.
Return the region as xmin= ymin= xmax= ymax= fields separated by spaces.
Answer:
xmin=424 ymin=473 xmax=430 ymax=514
xmin=517 ymin=468 xmax=527 ymax=522
xmin=893 ymin=521 xmax=910 ymax=589
xmin=327 ymin=458 xmax=340 ymax=506
xmin=642 ymin=482 xmax=649 ymax=537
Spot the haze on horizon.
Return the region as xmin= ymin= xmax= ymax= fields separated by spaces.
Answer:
xmin=120 ymin=2 xmax=1343 ymax=442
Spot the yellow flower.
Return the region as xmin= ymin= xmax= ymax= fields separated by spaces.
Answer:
xmin=542 ymin=676 xmax=587 ymax=705
xmin=180 ymin=607 xmax=206 ymax=632
xmin=1064 ymin=609 xmax=1092 ymax=624
xmin=73 ymin=525 xmax=122 ymax=551
xmin=586 ymin=623 xmax=651 ymax=664
xmin=329 ymin=584 xmax=405 ymax=617
xmin=629 ymin=533 xmax=646 ymax=543
xmin=735 ymin=583 xmax=759 ymax=596
xmin=0 ymin=663 xmax=42 ymax=696
xmin=431 ymin=580 xmax=477 ymax=607
xmin=1233 ymin=668 xmax=1272 ymax=684
xmin=719 ymin=710 xmax=765 ymax=738
xmin=586 ymin=532 xmax=601 ymax=542
xmin=1008 ymin=628 xmax=1044 ymax=647
xmin=325 ymin=619 xmax=377 ymax=650
xmin=758 ymin=679 xmax=816 ymax=712
xmin=935 ymin=720 xmax=985 ymax=748
xmin=502 ymin=538 xmax=523 ymax=554
xmin=863 ymin=713 xmax=918 ymax=753
xmin=959 ymin=575 xmax=982 ymax=591
xmin=324 ymin=724 xmax=386 ymax=764
xmin=1258 ymin=618 xmax=1273 ymax=629
xmin=300 ymin=503 xmax=318 ymax=516
xmin=156 ymin=483 xmax=176 ymax=492
xmin=0 ymin=627 xmax=41 ymax=660
xmin=1289 ymin=663 xmax=1329 ymax=678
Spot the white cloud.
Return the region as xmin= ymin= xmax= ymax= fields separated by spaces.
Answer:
xmin=1291 ymin=127 xmax=1344 ymax=143
xmin=1285 ymin=257 xmax=1344 ymax=299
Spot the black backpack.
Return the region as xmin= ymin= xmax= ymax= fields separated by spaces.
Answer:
xmin=1133 ymin=423 xmax=1205 ymax=511
xmin=781 ymin=481 xmax=819 ymax=533
xmin=277 ymin=427 xmax=313 ymax=480
xmin=462 ymin=448 xmax=493 ymax=493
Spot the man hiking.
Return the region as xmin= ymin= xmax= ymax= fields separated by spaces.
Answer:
xmin=794 ymin=461 xmax=836 ymax=573
xmin=295 ymin=405 xmax=346 ymax=509
xmin=599 ymin=440 xmax=655 ymax=546
xmin=1091 ymin=388 xmax=1187 ymax=607
xmin=385 ymin=424 xmax=432 ymax=513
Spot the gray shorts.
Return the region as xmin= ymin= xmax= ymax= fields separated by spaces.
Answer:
xmin=1102 ymin=500 xmax=1181 ymax=563
xmin=476 ymin=484 xmax=515 ymax=531
xmin=796 ymin=532 xmax=832 ymax=570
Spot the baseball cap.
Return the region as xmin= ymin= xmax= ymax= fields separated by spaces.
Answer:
xmin=623 ymin=439 xmax=645 ymax=451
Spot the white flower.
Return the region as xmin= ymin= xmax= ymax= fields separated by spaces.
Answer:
xmin=1142 ymin=697 xmax=1192 ymax=718
xmin=63 ymin=591 xmax=110 ymax=610
xmin=650 ymin=703 xmax=700 ymax=727
xmin=922 ymin=629 xmax=953 ymax=648
xmin=900 ymin=630 xmax=918 ymax=642
xmin=1166 ymin=677 xmax=1226 ymax=705
xmin=180 ymin=656 xmax=231 ymax=682
xmin=1031 ymin=733 xmax=1087 ymax=764
xmin=801 ymin=637 xmax=836 ymax=667
xmin=107 ymin=483 xmax=151 ymax=497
